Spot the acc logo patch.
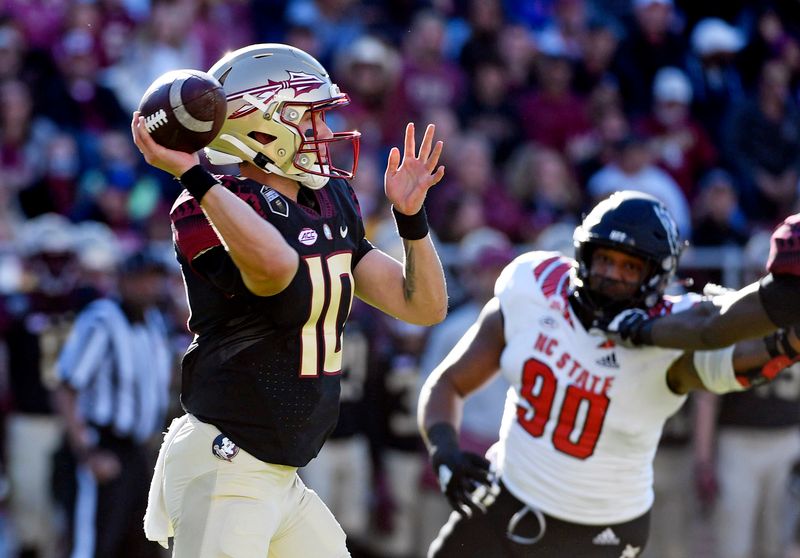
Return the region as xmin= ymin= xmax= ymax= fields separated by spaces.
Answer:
xmin=261 ymin=186 xmax=289 ymax=217
xmin=323 ymin=223 xmax=333 ymax=240
xmin=298 ymin=228 xmax=318 ymax=245
xmin=212 ymin=434 xmax=239 ymax=462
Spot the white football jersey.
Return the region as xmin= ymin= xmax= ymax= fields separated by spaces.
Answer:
xmin=492 ymin=251 xmax=700 ymax=525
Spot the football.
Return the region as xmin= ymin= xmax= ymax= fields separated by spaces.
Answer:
xmin=138 ymin=69 xmax=227 ymax=153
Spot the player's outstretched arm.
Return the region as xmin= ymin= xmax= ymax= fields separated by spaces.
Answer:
xmin=132 ymin=112 xmax=298 ymax=296
xmin=354 ymin=123 xmax=447 ymax=325
xmin=666 ymin=326 xmax=800 ymax=394
xmin=419 ymin=298 xmax=505 ymax=516
xmin=606 ymin=214 xmax=800 ymax=350
xmin=649 ymin=283 xmax=776 ymax=350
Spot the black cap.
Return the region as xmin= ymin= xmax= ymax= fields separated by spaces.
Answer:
xmin=119 ymin=249 xmax=168 ymax=275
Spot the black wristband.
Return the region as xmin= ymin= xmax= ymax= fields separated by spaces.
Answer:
xmin=179 ymin=165 xmax=219 ymax=203
xmin=426 ymin=422 xmax=459 ymax=455
xmin=392 ymin=205 xmax=429 ymax=240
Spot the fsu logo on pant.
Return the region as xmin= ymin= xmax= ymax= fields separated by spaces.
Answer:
xmin=212 ymin=434 xmax=239 ymax=462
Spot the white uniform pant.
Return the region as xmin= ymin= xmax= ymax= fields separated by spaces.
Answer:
xmin=714 ymin=426 xmax=800 ymax=558
xmin=146 ymin=414 xmax=350 ymax=558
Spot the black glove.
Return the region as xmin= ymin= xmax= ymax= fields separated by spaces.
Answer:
xmin=604 ymin=308 xmax=654 ymax=347
xmin=427 ymin=423 xmax=492 ymax=518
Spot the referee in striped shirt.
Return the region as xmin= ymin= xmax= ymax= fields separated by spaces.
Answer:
xmin=52 ymin=251 xmax=173 ymax=558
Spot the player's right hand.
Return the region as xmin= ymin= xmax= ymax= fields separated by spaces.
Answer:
xmin=431 ymin=445 xmax=493 ymax=518
xmin=131 ymin=111 xmax=199 ymax=178
xmin=596 ymin=308 xmax=652 ymax=347
xmin=767 ymin=213 xmax=800 ymax=276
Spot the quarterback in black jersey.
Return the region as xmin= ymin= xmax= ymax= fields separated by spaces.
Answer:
xmin=133 ymin=44 xmax=447 ymax=558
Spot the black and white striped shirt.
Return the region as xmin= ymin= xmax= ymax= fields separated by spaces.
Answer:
xmin=57 ymin=299 xmax=171 ymax=442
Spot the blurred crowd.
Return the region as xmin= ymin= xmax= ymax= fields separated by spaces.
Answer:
xmin=0 ymin=0 xmax=800 ymax=557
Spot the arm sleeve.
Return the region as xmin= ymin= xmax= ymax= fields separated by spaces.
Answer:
xmin=170 ymin=179 xmax=251 ymax=296
xmin=759 ymin=273 xmax=800 ymax=328
xmin=191 ymin=246 xmax=250 ymax=296
xmin=171 ymin=190 xmax=223 ymax=262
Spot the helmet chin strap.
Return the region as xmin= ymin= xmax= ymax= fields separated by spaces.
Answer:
xmin=212 ymin=134 xmax=330 ymax=189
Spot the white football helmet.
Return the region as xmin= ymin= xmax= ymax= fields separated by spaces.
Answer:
xmin=206 ymin=44 xmax=361 ymax=189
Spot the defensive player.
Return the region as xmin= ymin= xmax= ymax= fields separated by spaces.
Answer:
xmin=132 ymin=44 xmax=447 ymax=558
xmin=419 ymin=191 xmax=799 ymax=557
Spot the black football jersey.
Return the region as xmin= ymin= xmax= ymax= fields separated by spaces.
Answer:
xmin=170 ymin=175 xmax=374 ymax=467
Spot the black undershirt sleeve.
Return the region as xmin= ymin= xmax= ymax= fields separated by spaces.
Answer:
xmin=759 ymin=273 xmax=800 ymax=328
xmin=193 ymin=246 xmax=250 ymax=297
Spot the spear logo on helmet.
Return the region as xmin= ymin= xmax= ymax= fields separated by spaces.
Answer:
xmin=227 ymin=71 xmax=326 ymax=119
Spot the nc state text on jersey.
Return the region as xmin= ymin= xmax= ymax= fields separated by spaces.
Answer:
xmin=534 ymin=333 xmax=615 ymax=396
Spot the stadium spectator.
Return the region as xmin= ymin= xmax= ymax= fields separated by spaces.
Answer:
xmin=103 ymin=0 xmax=204 ymax=114
xmin=691 ymin=168 xmax=750 ymax=247
xmin=517 ymin=41 xmax=591 ymax=152
xmin=457 ymin=57 xmax=522 ymax=165
xmin=503 ymin=145 xmax=581 ymax=242
xmin=43 ymin=30 xmax=127 ymax=137
xmin=572 ymin=16 xmax=622 ymax=97
xmin=335 ymin=35 xmax=404 ymax=154
xmin=284 ymin=0 xmax=366 ymax=68
xmin=724 ymin=59 xmax=800 ymax=225
xmin=612 ymin=0 xmax=687 ymax=115
xmin=0 ymin=80 xmax=57 ymax=205
xmin=684 ymin=18 xmax=746 ymax=146
xmin=458 ymin=0 xmax=505 ymax=77
xmin=393 ymin=11 xmax=466 ymax=124
xmin=587 ymin=134 xmax=691 ymax=237
xmin=427 ymin=133 xmax=524 ymax=243
xmin=636 ymin=66 xmax=717 ymax=200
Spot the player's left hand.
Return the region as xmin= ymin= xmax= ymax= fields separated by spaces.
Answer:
xmin=431 ymin=445 xmax=493 ymax=518
xmin=385 ymin=122 xmax=445 ymax=215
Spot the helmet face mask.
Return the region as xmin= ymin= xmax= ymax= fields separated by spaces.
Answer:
xmin=206 ymin=44 xmax=360 ymax=189
xmin=572 ymin=191 xmax=683 ymax=322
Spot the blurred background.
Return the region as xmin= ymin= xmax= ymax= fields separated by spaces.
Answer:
xmin=0 ymin=0 xmax=799 ymax=557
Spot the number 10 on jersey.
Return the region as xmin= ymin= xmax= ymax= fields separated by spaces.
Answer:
xmin=300 ymin=252 xmax=354 ymax=377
